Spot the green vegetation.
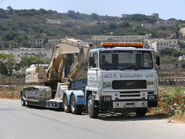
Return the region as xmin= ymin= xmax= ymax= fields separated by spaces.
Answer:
xmin=156 ymin=86 xmax=185 ymax=116
xmin=0 ymin=53 xmax=48 ymax=77
xmin=159 ymin=48 xmax=185 ymax=65
xmin=0 ymin=53 xmax=15 ymax=76
xmin=19 ymin=55 xmax=48 ymax=67
xmin=0 ymin=8 xmax=184 ymax=45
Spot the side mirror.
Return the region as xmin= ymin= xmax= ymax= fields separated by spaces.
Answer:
xmin=89 ymin=57 xmax=94 ymax=66
xmin=156 ymin=56 xmax=160 ymax=66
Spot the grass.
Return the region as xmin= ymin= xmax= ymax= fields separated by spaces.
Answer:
xmin=155 ymin=86 xmax=185 ymax=117
xmin=0 ymin=86 xmax=22 ymax=99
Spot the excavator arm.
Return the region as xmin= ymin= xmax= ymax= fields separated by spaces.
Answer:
xmin=47 ymin=38 xmax=90 ymax=83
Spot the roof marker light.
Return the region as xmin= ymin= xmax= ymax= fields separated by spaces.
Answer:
xmin=100 ymin=42 xmax=144 ymax=47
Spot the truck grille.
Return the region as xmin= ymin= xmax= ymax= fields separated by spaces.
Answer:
xmin=112 ymin=80 xmax=146 ymax=89
xmin=120 ymin=91 xmax=140 ymax=97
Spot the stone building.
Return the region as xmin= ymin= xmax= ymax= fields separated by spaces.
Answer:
xmin=179 ymin=55 xmax=185 ymax=61
xmin=141 ymin=21 xmax=176 ymax=29
xmin=29 ymin=39 xmax=46 ymax=48
xmin=180 ymin=27 xmax=185 ymax=37
xmin=46 ymin=39 xmax=59 ymax=47
xmin=147 ymin=39 xmax=179 ymax=52
xmin=120 ymin=13 xmax=159 ymax=20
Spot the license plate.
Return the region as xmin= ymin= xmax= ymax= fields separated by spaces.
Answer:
xmin=113 ymin=101 xmax=147 ymax=108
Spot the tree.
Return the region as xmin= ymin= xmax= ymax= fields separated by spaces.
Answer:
xmin=0 ymin=62 xmax=8 ymax=75
xmin=22 ymin=40 xmax=31 ymax=48
xmin=7 ymin=6 xmax=13 ymax=11
xmin=67 ymin=10 xmax=77 ymax=18
xmin=160 ymin=48 xmax=182 ymax=57
xmin=20 ymin=56 xmax=48 ymax=67
xmin=0 ymin=53 xmax=15 ymax=76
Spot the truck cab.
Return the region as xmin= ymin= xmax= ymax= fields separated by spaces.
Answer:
xmin=86 ymin=42 xmax=158 ymax=118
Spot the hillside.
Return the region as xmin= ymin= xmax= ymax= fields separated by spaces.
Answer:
xmin=0 ymin=8 xmax=185 ymax=46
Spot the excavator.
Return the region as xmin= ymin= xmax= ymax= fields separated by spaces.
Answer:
xmin=21 ymin=38 xmax=91 ymax=111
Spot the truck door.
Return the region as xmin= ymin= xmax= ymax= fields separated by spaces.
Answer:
xmin=88 ymin=52 xmax=99 ymax=90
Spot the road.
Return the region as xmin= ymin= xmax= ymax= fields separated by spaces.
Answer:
xmin=0 ymin=99 xmax=185 ymax=139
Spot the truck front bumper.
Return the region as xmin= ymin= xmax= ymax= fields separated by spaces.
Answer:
xmin=97 ymin=100 xmax=157 ymax=110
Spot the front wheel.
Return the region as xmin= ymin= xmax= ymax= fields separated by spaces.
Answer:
xmin=88 ymin=95 xmax=98 ymax=118
xmin=135 ymin=108 xmax=147 ymax=117
xmin=70 ymin=95 xmax=83 ymax=114
xmin=63 ymin=95 xmax=70 ymax=113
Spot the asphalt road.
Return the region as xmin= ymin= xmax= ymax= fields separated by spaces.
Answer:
xmin=0 ymin=99 xmax=185 ymax=139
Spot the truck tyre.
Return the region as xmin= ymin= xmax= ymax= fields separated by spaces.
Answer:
xmin=70 ymin=95 xmax=83 ymax=114
xmin=63 ymin=95 xmax=70 ymax=113
xmin=88 ymin=95 xmax=98 ymax=118
xmin=136 ymin=108 xmax=147 ymax=117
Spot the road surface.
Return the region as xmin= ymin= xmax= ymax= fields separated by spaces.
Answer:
xmin=0 ymin=99 xmax=185 ymax=139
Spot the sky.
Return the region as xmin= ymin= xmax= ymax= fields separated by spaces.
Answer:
xmin=0 ymin=0 xmax=185 ymax=20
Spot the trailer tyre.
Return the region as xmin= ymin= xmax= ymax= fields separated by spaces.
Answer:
xmin=21 ymin=92 xmax=25 ymax=106
xmin=63 ymin=95 xmax=70 ymax=113
xmin=136 ymin=108 xmax=147 ymax=117
xmin=88 ymin=95 xmax=98 ymax=118
xmin=21 ymin=96 xmax=25 ymax=106
xmin=70 ymin=95 xmax=83 ymax=114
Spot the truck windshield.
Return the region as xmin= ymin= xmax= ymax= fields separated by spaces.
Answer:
xmin=99 ymin=50 xmax=153 ymax=70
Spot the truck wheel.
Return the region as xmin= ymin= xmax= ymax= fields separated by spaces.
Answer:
xmin=136 ymin=108 xmax=147 ymax=117
xmin=70 ymin=95 xmax=82 ymax=114
xmin=63 ymin=95 xmax=70 ymax=113
xmin=88 ymin=95 xmax=98 ymax=118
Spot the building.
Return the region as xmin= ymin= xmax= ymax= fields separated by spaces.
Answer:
xmin=0 ymin=48 xmax=52 ymax=63
xmin=46 ymin=39 xmax=59 ymax=47
xmin=147 ymin=39 xmax=179 ymax=52
xmin=29 ymin=39 xmax=46 ymax=48
xmin=120 ymin=13 xmax=159 ymax=20
xmin=145 ymin=20 xmax=176 ymax=29
xmin=180 ymin=27 xmax=185 ymax=37
xmin=141 ymin=21 xmax=176 ymax=29
xmin=179 ymin=55 xmax=185 ymax=61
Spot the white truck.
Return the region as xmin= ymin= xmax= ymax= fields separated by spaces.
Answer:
xmin=21 ymin=40 xmax=160 ymax=118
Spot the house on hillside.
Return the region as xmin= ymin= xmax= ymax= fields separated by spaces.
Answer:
xmin=179 ymin=55 xmax=185 ymax=61
xmin=146 ymin=39 xmax=179 ymax=52
xmin=29 ymin=39 xmax=46 ymax=48
xmin=180 ymin=27 xmax=185 ymax=38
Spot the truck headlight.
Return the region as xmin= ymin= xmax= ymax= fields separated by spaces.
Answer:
xmin=147 ymin=80 xmax=155 ymax=86
xmin=148 ymin=95 xmax=156 ymax=100
xmin=103 ymin=82 xmax=112 ymax=88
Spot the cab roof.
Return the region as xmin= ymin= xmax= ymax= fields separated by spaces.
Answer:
xmin=90 ymin=47 xmax=154 ymax=53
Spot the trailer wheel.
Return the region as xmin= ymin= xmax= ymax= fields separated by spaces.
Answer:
xmin=21 ymin=96 xmax=25 ymax=106
xmin=21 ymin=92 xmax=25 ymax=106
xmin=88 ymin=95 xmax=98 ymax=118
xmin=70 ymin=95 xmax=82 ymax=114
xmin=136 ymin=108 xmax=147 ymax=117
xmin=63 ymin=95 xmax=70 ymax=113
